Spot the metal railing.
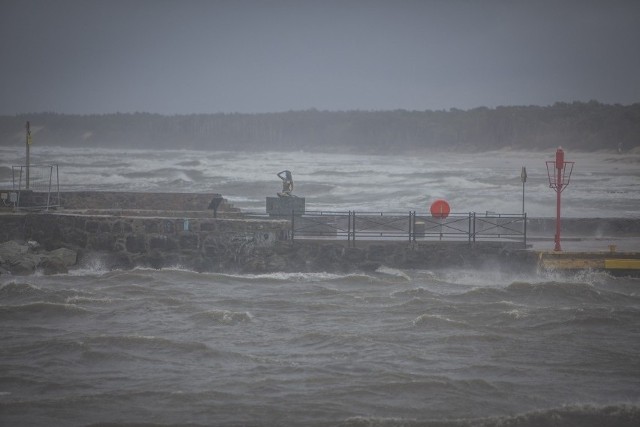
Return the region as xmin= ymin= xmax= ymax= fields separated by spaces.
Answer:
xmin=11 ymin=164 xmax=60 ymax=211
xmin=246 ymin=210 xmax=527 ymax=247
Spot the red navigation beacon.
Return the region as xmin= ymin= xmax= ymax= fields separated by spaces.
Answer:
xmin=546 ymin=147 xmax=574 ymax=251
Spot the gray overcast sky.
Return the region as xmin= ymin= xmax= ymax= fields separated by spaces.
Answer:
xmin=1 ymin=0 xmax=639 ymax=115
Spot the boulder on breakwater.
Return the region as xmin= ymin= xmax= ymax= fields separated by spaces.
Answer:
xmin=0 ymin=240 xmax=78 ymax=275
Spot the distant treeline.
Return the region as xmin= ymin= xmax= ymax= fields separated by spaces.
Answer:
xmin=1 ymin=101 xmax=639 ymax=153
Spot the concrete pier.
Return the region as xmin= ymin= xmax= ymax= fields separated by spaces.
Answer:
xmin=0 ymin=190 xmax=638 ymax=275
xmin=538 ymin=249 xmax=640 ymax=275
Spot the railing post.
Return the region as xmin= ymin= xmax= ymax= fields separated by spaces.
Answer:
xmin=408 ymin=211 xmax=412 ymax=242
xmin=347 ymin=211 xmax=351 ymax=245
xmin=473 ymin=212 xmax=476 ymax=243
xmin=523 ymin=212 xmax=527 ymax=248
xmin=56 ymin=164 xmax=60 ymax=207
xmin=352 ymin=211 xmax=356 ymax=247
xmin=291 ymin=209 xmax=295 ymax=244
xmin=46 ymin=165 xmax=53 ymax=211
xmin=17 ymin=167 xmax=23 ymax=209
xmin=413 ymin=211 xmax=417 ymax=242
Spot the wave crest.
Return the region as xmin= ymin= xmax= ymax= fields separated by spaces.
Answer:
xmin=0 ymin=302 xmax=91 ymax=320
xmin=413 ymin=313 xmax=469 ymax=329
xmin=191 ymin=309 xmax=253 ymax=325
xmin=0 ymin=282 xmax=45 ymax=299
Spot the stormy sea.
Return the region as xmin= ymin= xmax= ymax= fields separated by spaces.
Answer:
xmin=1 ymin=146 xmax=640 ymax=426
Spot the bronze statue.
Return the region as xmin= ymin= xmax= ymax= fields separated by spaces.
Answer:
xmin=277 ymin=170 xmax=293 ymax=197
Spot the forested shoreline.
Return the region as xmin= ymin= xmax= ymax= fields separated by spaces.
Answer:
xmin=1 ymin=101 xmax=639 ymax=153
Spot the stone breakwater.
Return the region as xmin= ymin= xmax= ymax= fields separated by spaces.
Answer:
xmin=0 ymin=212 xmax=289 ymax=274
xmin=0 ymin=212 xmax=535 ymax=275
xmin=1 ymin=187 xmax=636 ymax=275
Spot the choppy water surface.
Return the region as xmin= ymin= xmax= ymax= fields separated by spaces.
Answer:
xmin=1 ymin=267 xmax=640 ymax=426
xmin=1 ymin=147 xmax=640 ymax=425
xmin=1 ymin=146 xmax=640 ymax=217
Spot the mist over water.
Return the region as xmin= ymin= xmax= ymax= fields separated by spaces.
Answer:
xmin=1 ymin=146 xmax=639 ymax=217
xmin=1 ymin=146 xmax=640 ymax=426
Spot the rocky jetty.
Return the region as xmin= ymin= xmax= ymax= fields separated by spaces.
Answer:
xmin=2 ymin=191 xmax=636 ymax=277
xmin=0 ymin=240 xmax=77 ymax=275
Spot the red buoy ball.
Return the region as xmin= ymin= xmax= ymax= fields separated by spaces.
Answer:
xmin=430 ymin=199 xmax=450 ymax=218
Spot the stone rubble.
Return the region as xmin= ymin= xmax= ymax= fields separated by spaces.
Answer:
xmin=0 ymin=240 xmax=77 ymax=275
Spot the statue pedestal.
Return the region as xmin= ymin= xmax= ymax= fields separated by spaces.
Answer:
xmin=266 ymin=196 xmax=305 ymax=216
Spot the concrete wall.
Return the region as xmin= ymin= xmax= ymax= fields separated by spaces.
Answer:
xmin=239 ymin=240 xmax=537 ymax=274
